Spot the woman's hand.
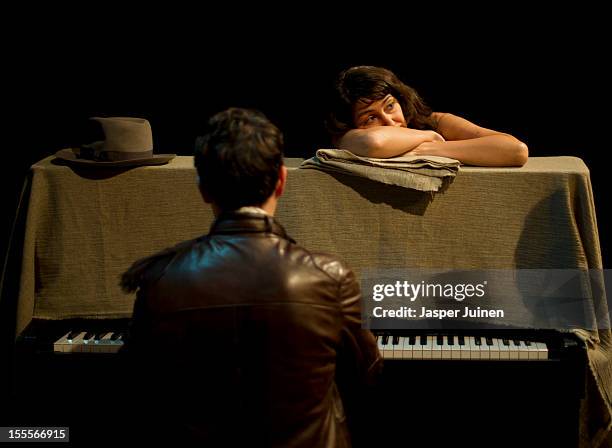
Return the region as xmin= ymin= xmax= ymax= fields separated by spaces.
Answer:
xmin=406 ymin=132 xmax=445 ymax=156
xmin=409 ymin=141 xmax=440 ymax=157
xmin=338 ymin=127 xmax=445 ymax=158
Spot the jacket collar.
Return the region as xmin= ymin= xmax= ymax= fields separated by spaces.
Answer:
xmin=209 ymin=211 xmax=295 ymax=243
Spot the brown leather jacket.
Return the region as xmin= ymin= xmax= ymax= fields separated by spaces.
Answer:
xmin=120 ymin=211 xmax=382 ymax=447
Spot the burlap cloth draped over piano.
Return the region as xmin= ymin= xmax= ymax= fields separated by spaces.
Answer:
xmin=4 ymin=155 xmax=611 ymax=447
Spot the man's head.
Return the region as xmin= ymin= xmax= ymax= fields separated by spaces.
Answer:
xmin=194 ymin=108 xmax=287 ymax=214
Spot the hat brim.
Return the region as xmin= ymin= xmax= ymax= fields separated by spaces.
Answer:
xmin=54 ymin=148 xmax=176 ymax=168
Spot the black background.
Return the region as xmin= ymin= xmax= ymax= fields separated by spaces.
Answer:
xmin=2 ymin=13 xmax=610 ymax=265
xmin=1 ymin=8 xmax=610 ymax=442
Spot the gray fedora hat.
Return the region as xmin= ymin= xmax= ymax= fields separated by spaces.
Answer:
xmin=55 ymin=117 xmax=175 ymax=167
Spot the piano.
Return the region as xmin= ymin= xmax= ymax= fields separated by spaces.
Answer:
xmin=12 ymin=319 xmax=587 ymax=447
xmin=15 ymin=318 xmax=129 ymax=356
xmin=377 ymin=333 xmax=548 ymax=360
xmin=11 ymin=319 xmax=132 ymax=443
xmin=357 ymin=329 xmax=586 ymax=448
xmin=53 ymin=329 xmax=125 ymax=353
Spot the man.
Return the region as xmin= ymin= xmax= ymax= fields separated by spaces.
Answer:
xmin=120 ymin=108 xmax=381 ymax=447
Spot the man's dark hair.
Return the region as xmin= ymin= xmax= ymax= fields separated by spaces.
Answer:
xmin=194 ymin=108 xmax=284 ymax=210
xmin=325 ymin=66 xmax=437 ymax=143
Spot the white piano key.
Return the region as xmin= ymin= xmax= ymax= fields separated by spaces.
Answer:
xmin=409 ymin=336 xmax=422 ymax=360
xmin=457 ymin=336 xmax=470 ymax=359
xmin=498 ymin=339 xmax=510 ymax=360
xmin=398 ymin=337 xmax=410 ymax=359
xmin=53 ymin=332 xmax=70 ymax=353
xmin=81 ymin=332 xmax=96 ymax=353
xmin=525 ymin=341 xmax=539 ymax=360
xmin=111 ymin=337 xmax=125 ymax=353
xmin=68 ymin=332 xmax=86 ymax=353
xmin=508 ymin=339 xmax=519 ymax=359
xmin=92 ymin=331 xmax=107 ymax=346
xmin=422 ymin=336 xmax=434 ymax=359
xmin=431 ymin=335 xmax=442 ymax=359
xmin=449 ymin=336 xmax=461 ymax=360
xmin=392 ymin=336 xmax=402 ymax=359
xmin=94 ymin=332 xmax=114 ymax=353
xmin=468 ymin=337 xmax=480 ymax=360
xmin=458 ymin=336 xmax=471 ymax=360
xmin=440 ymin=336 xmax=452 ymax=360
xmin=383 ymin=336 xmax=392 ymax=359
xmin=391 ymin=336 xmax=402 ymax=359
xmin=383 ymin=336 xmax=393 ymax=359
xmin=487 ymin=338 xmax=500 ymax=360
xmin=478 ymin=337 xmax=490 ymax=360
xmin=515 ymin=340 xmax=530 ymax=360
xmin=535 ymin=342 xmax=548 ymax=360
xmin=78 ymin=332 xmax=94 ymax=353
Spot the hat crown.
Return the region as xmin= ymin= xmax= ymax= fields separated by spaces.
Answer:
xmin=54 ymin=116 xmax=175 ymax=167
xmin=92 ymin=117 xmax=153 ymax=153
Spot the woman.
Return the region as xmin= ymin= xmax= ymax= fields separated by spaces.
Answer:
xmin=326 ymin=66 xmax=528 ymax=166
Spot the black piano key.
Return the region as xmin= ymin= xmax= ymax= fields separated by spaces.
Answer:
xmin=513 ymin=340 xmax=521 ymax=346
xmin=409 ymin=336 xmax=416 ymax=345
xmin=448 ymin=335 xmax=455 ymax=346
xmin=110 ymin=332 xmax=124 ymax=341
xmin=83 ymin=332 xmax=95 ymax=342
xmin=420 ymin=335 xmax=426 ymax=345
xmin=458 ymin=335 xmax=465 ymax=346
xmin=436 ymin=335 xmax=443 ymax=346
xmin=524 ymin=340 xmax=532 ymax=346
xmin=67 ymin=330 xmax=80 ymax=341
xmin=502 ymin=339 xmax=510 ymax=346
xmin=392 ymin=335 xmax=400 ymax=345
xmin=485 ymin=337 xmax=493 ymax=346
xmin=94 ymin=331 xmax=108 ymax=341
xmin=475 ymin=336 xmax=482 ymax=346
xmin=382 ymin=334 xmax=389 ymax=345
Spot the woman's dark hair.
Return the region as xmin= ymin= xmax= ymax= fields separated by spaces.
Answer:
xmin=194 ymin=108 xmax=284 ymax=210
xmin=325 ymin=66 xmax=437 ymax=142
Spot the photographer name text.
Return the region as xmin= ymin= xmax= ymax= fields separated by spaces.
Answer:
xmin=371 ymin=306 xmax=504 ymax=319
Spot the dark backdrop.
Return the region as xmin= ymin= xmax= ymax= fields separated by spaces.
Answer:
xmin=1 ymin=10 xmax=610 ymax=434
xmin=3 ymin=21 xmax=610 ymax=267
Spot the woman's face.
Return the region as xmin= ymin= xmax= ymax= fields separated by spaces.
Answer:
xmin=353 ymin=94 xmax=407 ymax=129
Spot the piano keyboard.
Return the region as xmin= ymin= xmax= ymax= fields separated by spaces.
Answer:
xmin=376 ymin=334 xmax=548 ymax=360
xmin=53 ymin=330 xmax=125 ymax=353
xmin=15 ymin=319 xmax=583 ymax=448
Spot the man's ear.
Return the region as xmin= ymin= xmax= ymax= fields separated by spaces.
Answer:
xmin=275 ymin=165 xmax=288 ymax=198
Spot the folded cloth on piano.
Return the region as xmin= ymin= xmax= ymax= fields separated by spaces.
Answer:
xmin=299 ymin=149 xmax=460 ymax=192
